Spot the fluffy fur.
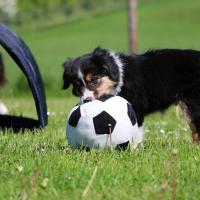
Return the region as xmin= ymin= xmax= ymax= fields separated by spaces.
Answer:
xmin=63 ymin=47 xmax=200 ymax=142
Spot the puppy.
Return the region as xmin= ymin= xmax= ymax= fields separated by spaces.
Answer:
xmin=63 ymin=47 xmax=200 ymax=142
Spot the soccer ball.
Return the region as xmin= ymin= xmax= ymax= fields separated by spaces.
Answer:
xmin=66 ymin=96 xmax=143 ymax=150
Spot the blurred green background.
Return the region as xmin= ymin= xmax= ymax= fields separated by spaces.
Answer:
xmin=0 ymin=0 xmax=200 ymax=98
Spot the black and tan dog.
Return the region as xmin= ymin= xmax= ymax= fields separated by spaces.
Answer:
xmin=63 ymin=47 xmax=200 ymax=142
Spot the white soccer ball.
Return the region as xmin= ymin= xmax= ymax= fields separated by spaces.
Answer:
xmin=66 ymin=96 xmax=143 ymax=150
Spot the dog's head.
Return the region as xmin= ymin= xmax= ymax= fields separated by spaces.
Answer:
xmin=62 ymin=47 xmax=124 ymax=103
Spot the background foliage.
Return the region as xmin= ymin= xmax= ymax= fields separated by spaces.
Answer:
xmin=0 ymin=0 xmax=199 ymax=98
xmin=1 ymin=0 xmax=124 ymax=27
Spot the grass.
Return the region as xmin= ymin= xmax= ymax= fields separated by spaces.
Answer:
xmin=1 ymin=0 xmax=200 ymax=199
xmin=1 ymin=97 xmax=200 ymax=199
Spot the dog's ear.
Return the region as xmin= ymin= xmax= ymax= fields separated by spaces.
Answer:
xmin=91 ymin=47 xmax=119 ymax=82
xmin=62 ymin=74 xmax=71 ymax=90
xmin=104 ymin=63 xmax=119 ymax=83
xmin=93 ymin=47 xmax=108 ymax=57
xmin=91 ymin=47 xmax=108 ymax=66
xmin=62 ymin=61 xmax=72 ymax=90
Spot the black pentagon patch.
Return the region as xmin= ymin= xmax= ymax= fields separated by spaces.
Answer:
xmin=93 ymin=111 xmax=116 ymax=135
xmin=127 ymin=103 xmax=137 ymax=126
xmin=115 ymin=141 xmax=129 ymax=151
xmin=68 ymin=106 xmax=81 ymax=127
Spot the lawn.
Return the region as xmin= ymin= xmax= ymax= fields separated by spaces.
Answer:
xmin=1 ymin=0 xmax=200 ymax=199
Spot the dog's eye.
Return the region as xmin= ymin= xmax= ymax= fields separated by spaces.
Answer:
xmin=91 ymin=76 xmax=99 ymax=83
xmin=86 ymin=76 xmax=101 ymax=87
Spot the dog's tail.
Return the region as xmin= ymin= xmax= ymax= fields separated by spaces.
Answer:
xmin=0 ymin=53 xmax=6 ymax=86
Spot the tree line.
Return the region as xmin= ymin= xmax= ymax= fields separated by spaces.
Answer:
xmin=0 ymin=0 xmax=124 ymax=27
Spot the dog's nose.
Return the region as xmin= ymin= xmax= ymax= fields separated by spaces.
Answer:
xmin=83 ymin=98 xmax=92 ymax=103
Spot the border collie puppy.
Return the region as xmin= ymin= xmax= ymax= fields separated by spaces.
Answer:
xmin=62 ymin=47 xmax=200 ymax=142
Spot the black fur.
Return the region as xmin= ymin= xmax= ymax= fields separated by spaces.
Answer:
xmin=63 ymin=47 xmax=200 ymax=139
xmin=118 ymin=49 xmax=200 ymax=126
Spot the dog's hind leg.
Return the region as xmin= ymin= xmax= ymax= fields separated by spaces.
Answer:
xmin=179 ymin=100 xmax=200 ymax=143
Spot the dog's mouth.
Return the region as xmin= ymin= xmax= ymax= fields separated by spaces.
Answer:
xmin=80 ymin=88 xmax=96 ymax=103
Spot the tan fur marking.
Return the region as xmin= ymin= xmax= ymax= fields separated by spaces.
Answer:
xmin=94 ymin=76 xmax=117 ymax=97
xmin=84 ymin=73 xmax=117 ymax=98
xmin=85 ymin=73 xmax=92 ymax=82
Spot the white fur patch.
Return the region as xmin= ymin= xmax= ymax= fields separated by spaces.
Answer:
xmin=78 ymin=69 xmax=95 ymax=103
xmin=110 ymin=52 xmax=124 ymax=94
xmin=78 ymin=69 xmax=85 ymax=85
xmin=80 ymin=88 xmax=95 ymax=103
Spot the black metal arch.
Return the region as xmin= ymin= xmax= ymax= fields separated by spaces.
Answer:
xmin=0 ymin=23 xmax=48 ymax=131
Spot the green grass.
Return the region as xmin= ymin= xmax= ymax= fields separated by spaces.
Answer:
xmin=1 ymin=0 xmax=200 ymax=199
xmin=1 ymin=97 xmax=200 ymax=200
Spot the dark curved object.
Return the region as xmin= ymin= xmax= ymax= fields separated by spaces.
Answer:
xmin=0 ymin=23 xmax=48 ymax=131
xmin=0 ymin=115 xmax=39 ymax=132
